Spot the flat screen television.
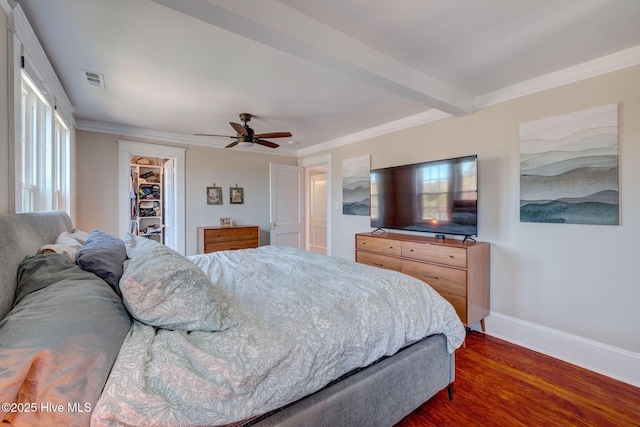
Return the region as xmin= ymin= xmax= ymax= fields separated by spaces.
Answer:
xmin=370 ymin=155 xmax=478 ymax=238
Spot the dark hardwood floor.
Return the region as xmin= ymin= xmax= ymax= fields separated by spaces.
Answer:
xmin=396 ymin=331 xmax=640 ymax=427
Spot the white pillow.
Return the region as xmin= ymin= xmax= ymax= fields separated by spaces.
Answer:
xmin=70 ymin=229 xmax=91 ymax=245
xmin=37 ymin=231 xmax=83 ymax=264
xmin=119 ymin=234 xmax=227 ymax=331
xmin=56 ymin=231 xmax=84 ymax=248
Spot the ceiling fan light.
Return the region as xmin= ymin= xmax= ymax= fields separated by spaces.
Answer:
xmin=237 ymin=141 xmax=254 ymax=147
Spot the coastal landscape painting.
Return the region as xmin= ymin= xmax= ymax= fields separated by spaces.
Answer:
xmin=519 ymin=103 xmax=619 ymax=225
xmin=342 ymin=155 xmax=370 ymax=215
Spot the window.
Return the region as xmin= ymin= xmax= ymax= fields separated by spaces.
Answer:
xmin=18 ymin=71 xmax=69 ymax=213
xmin=9 ymin=5 xmax=74 ymax=214
xmin=53 ymin=113 xmax=70 ymax=211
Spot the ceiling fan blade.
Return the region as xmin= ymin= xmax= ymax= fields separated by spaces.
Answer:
xmin=225 ymin=141 xmax=239 ymax=148
xmin=194 ymin=133 xmax=236 ymax=138
xmin=230 ymin=122 xmax=248 ymax=136
xmin=254 ymin=132 xmax=292 ymax=139
xmin=254 ymin=139 xmax=279 ymax=148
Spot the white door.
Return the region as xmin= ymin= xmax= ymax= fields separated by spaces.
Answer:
xmin=163 ymin=158 xmax=175 ymax=250
xmin=308 ymin=172 xmax=327 ymax=254
xmin=269 ymin=163 xmax=303 ymax=248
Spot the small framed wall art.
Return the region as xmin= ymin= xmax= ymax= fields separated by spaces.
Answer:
xmin=230 ymin=186 xmax=244 ymax=204
xmin=219 ymin=217 xmax=232 ymax=226
xmin=206 ymin=186 xmax=223 ymax=205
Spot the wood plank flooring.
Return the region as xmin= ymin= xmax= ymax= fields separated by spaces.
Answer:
xmin=396 ymin=331 xmax=640 ymax=427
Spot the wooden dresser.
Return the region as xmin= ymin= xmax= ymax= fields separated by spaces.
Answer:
xmin=355 ymin=232 xmax=490 ymax=330
xmin=197 ymin=225 xmax=259 ymax=253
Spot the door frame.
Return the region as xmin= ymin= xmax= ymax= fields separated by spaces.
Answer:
xmin=300 ymin=153 xmax=332 ymax=256
xmin=118 ymin=140 xmax=186 ymax=255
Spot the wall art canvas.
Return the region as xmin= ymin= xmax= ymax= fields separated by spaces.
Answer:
xmin=519 ymin=103 xmax=618 ymax=225
xmin=342 ymin=155 xmax=370 ymax=215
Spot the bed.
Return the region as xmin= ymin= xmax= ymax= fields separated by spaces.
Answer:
xmin=0 ymin=211 xmax=465 ymax=427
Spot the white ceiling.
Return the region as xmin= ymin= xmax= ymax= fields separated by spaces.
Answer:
xmin=16 ymin=0 xmax=640 ymax=156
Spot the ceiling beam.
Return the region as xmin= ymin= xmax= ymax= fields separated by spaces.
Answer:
xmin=150 ymin=0 xmax=473 ymax=117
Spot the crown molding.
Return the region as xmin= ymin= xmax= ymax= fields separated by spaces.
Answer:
xmin=12 ymin=5 xmax=75 ymax=123
xmin=75 ymin=119 xmax=299 ymax=157
xmin=78 ymin=44 xmax=640 ymax=159
xmin=474 ymin=44 xmax=640 ymax=109
xmin=1 ymin=0 xmax=13 ymax=15
xmin=297 ymin=109 xmax=451 ymax=157
xmin=301 ymin=45 xmax=640 ymax=156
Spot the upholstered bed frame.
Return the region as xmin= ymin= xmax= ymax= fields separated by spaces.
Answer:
xmin=0 ymin=211 xmax=454 ymax=427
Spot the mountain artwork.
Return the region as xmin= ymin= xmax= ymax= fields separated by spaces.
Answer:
xmin=519 ymin=103 xmax=619 ymax=225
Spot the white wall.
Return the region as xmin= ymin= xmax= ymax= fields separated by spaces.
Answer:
xmin=312 ymin=65 xmax=640 ymax=386
xmin=75 ymin=130 xmax=297 ymax=255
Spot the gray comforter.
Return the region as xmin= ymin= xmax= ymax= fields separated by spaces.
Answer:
xmin=92 ymin=246 xmax=465 ymax=426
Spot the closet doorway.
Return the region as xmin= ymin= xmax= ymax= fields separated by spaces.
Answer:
xmin=118 ymin=141 xmax=186 ymax=255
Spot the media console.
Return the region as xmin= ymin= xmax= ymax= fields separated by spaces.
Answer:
xmin=355 ymin=232 xmax=490 ymax=330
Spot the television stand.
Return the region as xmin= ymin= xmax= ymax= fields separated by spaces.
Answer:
xmin=355 ymin=232 xmax=490 ymax=330
xmin=371 ymin=227 xmax=387 ymax=234
xmin=462 ymin=235 xmax=476 ymax=244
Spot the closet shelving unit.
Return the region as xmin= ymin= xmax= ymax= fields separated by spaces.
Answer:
xmin=130 ymin=163 xmax=164 ymax=243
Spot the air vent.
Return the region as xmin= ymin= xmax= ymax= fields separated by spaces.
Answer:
xmin=83 ymin=70 xmax=105 ymax=89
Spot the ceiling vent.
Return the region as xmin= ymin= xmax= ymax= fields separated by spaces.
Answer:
xmin=83 ymin=70 xmax=105 ymax=89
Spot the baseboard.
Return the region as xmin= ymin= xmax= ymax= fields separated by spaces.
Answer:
xmin=477 ymin=312 xmax=640 ymax=388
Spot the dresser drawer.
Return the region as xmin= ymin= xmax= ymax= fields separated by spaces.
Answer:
xmin=439 ymin=291 xmax=467 ymax=324
xmin=356 ymin=251 xmax=401 ymax=271
xmin=402 ymin=241 xmax=467 ymax=268
xmin=401 ymin=259 xmax=467 ymax=297
xmin=204 ymin=227 xmax=257 ymax=243
xmin=205 ymin=239 xmax=259 ymax=252
xmin=198 ymin=226 xmax=260 ymax=254
xmin=356 ymin=235 xmax=401 ymax=256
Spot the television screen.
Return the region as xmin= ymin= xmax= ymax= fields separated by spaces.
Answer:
xmin=370 ymin=155 xmax=478 ymax=237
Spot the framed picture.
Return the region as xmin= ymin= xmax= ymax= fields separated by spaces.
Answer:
xmin=219 ymin=217 xmax=232 ymax=226
xmin=230 ymin=187 xmax=244 ymax=204
xmin=207 ymin=186 xmax=223 ymax=205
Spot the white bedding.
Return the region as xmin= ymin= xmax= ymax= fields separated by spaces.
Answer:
xmin=91 ymin=246 xmax=465 ymax=427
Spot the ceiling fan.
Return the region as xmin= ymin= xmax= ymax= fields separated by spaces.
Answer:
xmin=195 ymin=113 xmax=292 ymax=149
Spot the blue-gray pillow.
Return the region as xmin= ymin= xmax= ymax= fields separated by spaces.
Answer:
xmin=76 ymin=230 xmax=126 ymax=296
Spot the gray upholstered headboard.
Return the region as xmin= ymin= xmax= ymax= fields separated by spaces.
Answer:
xmin=0 ymin=210 xmax=73 ymax=320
